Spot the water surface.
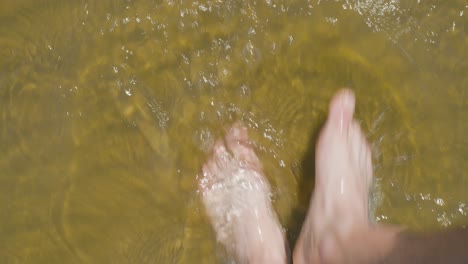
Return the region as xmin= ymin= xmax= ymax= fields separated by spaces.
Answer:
xmin=0 ymin=0 xmax=466 ymax=263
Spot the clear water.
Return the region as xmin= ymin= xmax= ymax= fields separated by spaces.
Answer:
xmin=0 ymin=0 xmax=466 ymax=263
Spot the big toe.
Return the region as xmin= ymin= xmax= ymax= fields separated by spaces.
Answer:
xmin=225 ymin=123 xmax=261 ymax=171
xmin=328 ymin=89 xmax=356 ymax=132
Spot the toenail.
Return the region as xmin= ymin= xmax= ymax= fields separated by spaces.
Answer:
xmin=341 ymin=90 xmax=352 ymax=107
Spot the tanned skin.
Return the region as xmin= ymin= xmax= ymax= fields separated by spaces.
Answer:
xmin=379 ymin=228 xmax=468 ymax=264
xmin=318 ymin=221 xmax=468 ymax=264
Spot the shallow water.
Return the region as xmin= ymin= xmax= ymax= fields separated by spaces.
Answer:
xmin=0 ymin=0 xmax=466 ymax=263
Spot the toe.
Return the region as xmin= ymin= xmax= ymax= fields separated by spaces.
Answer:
xmin=213 ymin=139 xmax=231 ymax=169
xmin=226 ymin=122 xmax=250 ymax=143
xmin=199 ymin=164 xmax=212 ymax=191
xmin=349 ymin=121 xmax=373 ymax=187
xmin=328 ymin=89 xmax=356 ymax=133
xmin=225 ymin=124 xmax=262 ymax=171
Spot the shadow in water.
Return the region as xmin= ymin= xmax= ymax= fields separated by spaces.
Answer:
xmin=286 ymin=114 xmax=327 ymax=252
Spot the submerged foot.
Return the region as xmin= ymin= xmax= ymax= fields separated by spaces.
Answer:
xmin=293 ymin=89 xmax=373 ymax=264
xmin=198 ymin=123 xmax=286 ymax=264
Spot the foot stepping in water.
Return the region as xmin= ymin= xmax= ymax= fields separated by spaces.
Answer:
xmin=294 ymin=89 xmax=373 ymax=264
xmin=198 ymin=123 xmax=287 ymax=264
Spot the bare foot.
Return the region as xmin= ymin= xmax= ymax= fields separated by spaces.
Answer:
xmin=293 ymin=89 xmax=373 ymax=264
xmin=198 ymin=123 xmax=287 ymax=264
